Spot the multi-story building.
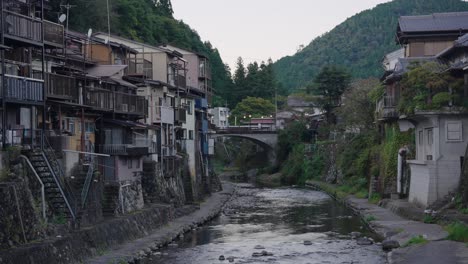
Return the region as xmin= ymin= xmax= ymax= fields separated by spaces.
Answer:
xmin=376 ymin=12 xmax=468 ymax=207
xmin=209 ymin=107 xmax=230 ymax=129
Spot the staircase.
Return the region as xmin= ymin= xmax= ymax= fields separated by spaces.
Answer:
xmin=28 ymin=149 xmax=77 ymax=220
xmin=102 ymin=184 xmax=119 ymax=216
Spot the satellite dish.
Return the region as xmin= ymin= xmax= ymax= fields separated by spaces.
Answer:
xmin=87 ymin=28 xmax=93 ymax=38
xmin=58 ymin=14 xmax=66 ymax=23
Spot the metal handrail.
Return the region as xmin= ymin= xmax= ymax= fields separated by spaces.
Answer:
xmin=42 ymin=135 xmax=77 ymax=221
xmin=40 ymin=151 xmax=76 ymax=221
xmin=81 ymin=144 xmax=96 ymax=208
xmin=19 ymin=155 xmax=46 ymax=221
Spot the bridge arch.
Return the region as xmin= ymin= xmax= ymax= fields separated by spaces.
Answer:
xmin=210 ymin=132 xmax=278 ymax=164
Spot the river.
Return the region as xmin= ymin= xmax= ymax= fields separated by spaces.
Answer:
xmin=142 ymin=182 xmax=387 ymax=264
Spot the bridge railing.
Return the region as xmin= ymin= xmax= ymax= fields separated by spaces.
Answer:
xmin=215 ymin=125 xmax=277 ymax=134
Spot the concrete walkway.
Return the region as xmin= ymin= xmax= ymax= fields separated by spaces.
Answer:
xmin=87 ymin=183 xmax=234 ymax=264
xmin=307 ymin=181 xmax=468 ymax=264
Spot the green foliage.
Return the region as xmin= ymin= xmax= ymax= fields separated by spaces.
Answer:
xmin=0 ymin=168 xmax=11 ymax=182
xmin=312 ymin=66 xmax=351 ymax=123
xmin=52 ymin=213 xmax=67 ymax=225
xmin=369 ymin=193 xmax=382 ymax=204
xmin=229 ymin=58 xmax=280 ymax=108
xmin=365 ymin=215 xmax=376 ymax=222
xmin=446 ymin=222 xmax=468 ymax=242
xmin=230 ymin=97 xmax=275 ymax=122
xmin=277 ymin=121 xmax=311 ymax=163
xmin=403 ymin=235 xmax=429 ymax=247
xmin=380 ymin=125 xmax=414 ymax=186
xmin=274 ymin=0 xmax=468 ymax=92
xmin=423 ymin=215 xmax=436 ymax=224
xmin=281 ymin=144 xmax=306 ymax=185
xmin=398 ymin=62 xmax=464 ymax=114
xmin=336 ymin=78 xmax=380 ymax=131
xmin=431 ymin=92 xmax=453 ymax=108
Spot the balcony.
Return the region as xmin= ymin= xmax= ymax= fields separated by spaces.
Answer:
xmin=3 ymin=10 xmax=42 ymax=44
xmin=45 ymin=73 xmax=78 ymax=101
xmin=114 ymin=92 xmax=146 ymax=116
xmin=84 ymin=87 xmax=113 ymax=111
xmin=44 ymin=20 xmax=64 ymax=47
xmin=99 ymin=138 xmax=156 ymax=156
xmin=127 ymin=58 xmax=153 ymax=79
xmin=2 ymin=74 xmax=44 ymax=103
xmin=199 ymin=59 xmax=211 ymax=79
xmin=175 ymin=107 xmax=186 ymax=124
xmin=376 ymin=95 xmax=399 ymax=120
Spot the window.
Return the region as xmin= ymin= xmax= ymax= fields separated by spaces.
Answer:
xmin=418 ymin=130 xmax=423 ymax=145
xmin=121 ymin=157 xmax=127 ymax=166
xmin=186 ymin=100 xmax=193 ymax=115
xmin=128 ymin=158 xmax=133 ymax=169
xmin=446 ymin=121 xmax=463 ymax=142
xmin=85 ymin=122 xmax=95 ymax=133
xmin=426 ymin=128 xmax=433 ymax=146
xmin=189 ymin=130 xmax=194 ymax=140
xmin=136 ymin=159 xmax=140 ymax=169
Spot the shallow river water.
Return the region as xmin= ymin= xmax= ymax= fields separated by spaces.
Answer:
xmin=143 ymin=183 xmax=387 ymax=264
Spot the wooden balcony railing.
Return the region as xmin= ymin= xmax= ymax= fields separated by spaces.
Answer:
xmin=3 ymin=74 xmax=44 ymax=102
xmin=376 ymin=96 xmax=399 ymax=120
xmin=84 ymin=87 xmax=113 ymax=110
xmin=3 ymin=10 xmax=42 ymax=43
xmin=114 ymin=92 xmax=146 ymax=115
xmin=44 ymin=20 xmax=64 ymax=47
xmin=45 ymin=73 xmax=78 ymax=100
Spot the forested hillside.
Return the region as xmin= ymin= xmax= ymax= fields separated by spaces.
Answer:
xmin=47 ymin=0 xmax=232 ymax=105
xmin=274 ymin=0 xmax=468 ymax=92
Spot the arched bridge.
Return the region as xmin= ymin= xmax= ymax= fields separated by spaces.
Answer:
xmin=210 ymin=127 xmax=279 ymax=163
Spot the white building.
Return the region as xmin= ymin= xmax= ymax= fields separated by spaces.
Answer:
xmin=209 ymin=107 xmax=230 ymax=129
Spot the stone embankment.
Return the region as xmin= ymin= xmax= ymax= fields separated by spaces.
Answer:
xmin=306 ymin=180 xmax=468 ymax=264
xmin=0 ymin=183 xmax=234 ymax=264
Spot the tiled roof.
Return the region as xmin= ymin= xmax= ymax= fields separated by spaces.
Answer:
xmin=399 ymin=12 xmax=468 ymax=32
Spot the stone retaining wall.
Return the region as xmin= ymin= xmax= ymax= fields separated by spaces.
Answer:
xmin=0 ymin=204 xmax=185 ymax=264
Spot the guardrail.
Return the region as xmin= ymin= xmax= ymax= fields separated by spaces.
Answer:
xmin=3 ymin=10 xmax=42 ymax=43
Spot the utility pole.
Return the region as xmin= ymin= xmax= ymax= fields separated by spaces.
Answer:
xmin=60 ymin=3 xmax=76 ymax=34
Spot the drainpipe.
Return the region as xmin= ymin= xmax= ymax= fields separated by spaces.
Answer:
xmin=398 ymin=146 xmax=409 ymax=195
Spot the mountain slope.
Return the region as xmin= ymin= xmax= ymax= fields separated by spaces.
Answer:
xmin=274 ymin=0 xmax=468 ymax=92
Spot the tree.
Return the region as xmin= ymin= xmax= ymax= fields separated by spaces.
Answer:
xmin=313 ymin=65 xmax=351 ymax=123
xmin=398 ymin=62 xmax=464 ymax=114
xmin=335 ymin=78 xmax=380 ymax=132
xmin=230 ymin=97 xmax=275 ymax=123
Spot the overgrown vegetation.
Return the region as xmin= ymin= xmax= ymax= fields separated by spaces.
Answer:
xmin=398 ymin=62 xmax=464 ymax=114
xmin=446 ymin=222 xmax=468 ymax=243
xmin=403 ymin=235 xmax=429 ymax=247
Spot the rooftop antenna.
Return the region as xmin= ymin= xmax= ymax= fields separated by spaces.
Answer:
xmin=60 ymin=3 xmax=76 ymax=35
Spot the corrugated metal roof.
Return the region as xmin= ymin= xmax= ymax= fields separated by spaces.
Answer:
xmin=86 ymin=65 xmax=127 ymax=77
xmin=455 ymin=33 xmax=468 ymax=47
xmin=399 ymin=12 xmax=468 ymax=32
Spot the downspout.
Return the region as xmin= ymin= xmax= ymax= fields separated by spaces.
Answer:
xmin=398 ymin=147 xmax=408 ymax=195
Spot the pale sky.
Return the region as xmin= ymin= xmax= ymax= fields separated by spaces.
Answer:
xmin=171 ymin=0 xmax=391 ymax=70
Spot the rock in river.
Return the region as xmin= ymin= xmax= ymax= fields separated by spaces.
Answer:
xmin=382 ymin=239 xmax=400 ymax=251
xmin=356 ymin=237 xmax=374 ymax=245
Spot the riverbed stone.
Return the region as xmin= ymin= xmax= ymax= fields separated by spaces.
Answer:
xmin=252 ymin=252 xmax=263 ymax=257
xmin=356 ymin=237 xmax=373 ymax=245
xmin=254 ymin=245 xmax=265 ymax=249
xmin=350 ymin=232 xmax=362 ymax=239
xmin=304 ymin=240 xmax=313 ymax=245
xmin=382 ymin=239 xmax=400 ymax=251
xmin=219 ymin=255 xmax=225 ymax=260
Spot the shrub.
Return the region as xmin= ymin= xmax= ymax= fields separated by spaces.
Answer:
xmin=446 ymin=222 xmax=468 ymax=242
xmin=431 ymin=92 xmax=452 ymax=108
xmin=403 ymin=235 xmax=428 ymax=247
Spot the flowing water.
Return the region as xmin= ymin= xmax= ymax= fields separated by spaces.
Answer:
xmin=142 ymin=183 xmax=387 ymax=264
